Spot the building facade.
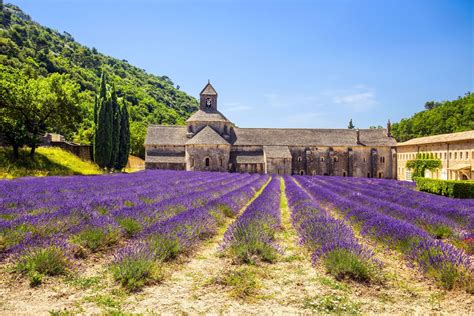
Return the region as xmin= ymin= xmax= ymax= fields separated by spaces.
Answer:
xmin=145 ymin=82 xmax=398 ymax=178
xmin=396 ymin=131 xmax=474 ymax=181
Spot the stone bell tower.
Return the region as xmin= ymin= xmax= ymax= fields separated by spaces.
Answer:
xmin=200 ymin=80 xmax=218 ymax=112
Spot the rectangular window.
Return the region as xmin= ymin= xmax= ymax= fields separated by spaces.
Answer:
xmin=460 ymin=152 xmax=463 ymax=159
xmin=466 ymin=152 xmax=469 ymax=160
xmin=444 ymin=153 xmax=446 ymax=159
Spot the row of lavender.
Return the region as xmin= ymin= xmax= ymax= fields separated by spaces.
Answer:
xmin=284 ymin=176 xmax=378 ymax=282
xmin=295 ymin=176 xmax=473 ymax=290
xmin=0 ymin=171 xmax=264 ymax=259
xmin=220 ymin=177 xmax=281 ymax=263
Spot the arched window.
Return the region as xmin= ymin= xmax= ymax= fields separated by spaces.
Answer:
xmin=367 ymin=173 xmax=371 ymax=178
xmin=378 ymin=172 xmax=383 ymax=178
xmin=297 ymin=156 xmax=302 ymax=162
xmin=333 ymin=156 xmax=338 ymax=162
xmin=299 ymin=170 xmax=304 ymax=175
xmin=220 ymin=158 xmax=223 ymax=167
xmin=320 ymin=157 xmax=325 ymax=162
xmin=343 ymin=171 xmax=346 ymax=177
xmin=205 ymin=157 xmax=210 ymax=167
xmin=312 ymin=170 xmax=316 ymax=176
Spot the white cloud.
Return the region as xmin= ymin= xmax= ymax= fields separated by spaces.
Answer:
xmin=327 ymin=85 xmax=378 ymax=112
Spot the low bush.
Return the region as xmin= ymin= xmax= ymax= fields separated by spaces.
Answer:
xmin=323 ymin=249 xmax=376 ymax=282
xmin=72 ymin=227 xmax=120 ymax=252
xmin=147 ymin=234 xmax=181 ymax=262
xmin=111 ymin=251 xmax=163 ymax=292
xmin=414 ymin=177 xmax=474 ymax=198
xmin=118 ymin=217 xmax=143 ymax=237
xmin=16 ymin=245 xmax=70 ymax=286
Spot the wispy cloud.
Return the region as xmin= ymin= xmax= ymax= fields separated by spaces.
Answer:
xmin=222 ymin=101 xmax=253 ymax=112
xmin=325 ymin=85 xmax=378 ymax=112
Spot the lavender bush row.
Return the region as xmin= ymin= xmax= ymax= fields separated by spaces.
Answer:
xmin=317 ymin=176 xmax=474 ymax=231
xmin=284 ymin=177 xmax=378 ymax=282
xmin=307 ymin=176 xmax=463 ymax=240
xmin=220 ymin=177 xmax=281 ymax=263
xmin=111 ymin=175 xmax=269 ymax=290
xmin=296 ymin=176 xmax=473 ymax=290
xmin=0 ymin=171 xmax=255 ymax=259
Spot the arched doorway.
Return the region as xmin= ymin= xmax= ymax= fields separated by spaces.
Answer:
xmin=204 ymin=157 xmax=210 ymax=167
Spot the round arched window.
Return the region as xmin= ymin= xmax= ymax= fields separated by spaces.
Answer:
xmin=205 ymin=157 xmax=210 ymax=167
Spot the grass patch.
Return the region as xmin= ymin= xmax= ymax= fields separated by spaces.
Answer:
xmin=0 ymin=147 xmax=102 ymax=179
xmin=147 ymin=234 xmax=181 ymax=262
xmin=16 ymin=245 xmax=69 ymax=286
xmin=303 ymin=294 xmax=361 ymax=314
xmin=318 ymin=276 xmax=350 ymax=292
xmin=214 ymin=266 xmax=260 ymax=300
xmin=66 ymin=275 xmax=102 ymax=290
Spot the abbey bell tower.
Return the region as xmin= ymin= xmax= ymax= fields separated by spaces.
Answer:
xmin=200 ymin=80 xmax=218 ymax=112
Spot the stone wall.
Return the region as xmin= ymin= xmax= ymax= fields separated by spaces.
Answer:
xmin=186 ymin=144 xmax=230 ymax=172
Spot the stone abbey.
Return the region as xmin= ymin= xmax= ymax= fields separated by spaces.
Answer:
xmin=145 ymin=82 xmax=398 ymax=178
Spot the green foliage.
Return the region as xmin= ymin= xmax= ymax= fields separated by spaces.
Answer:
xmin=0 ymin=4 xmax=198 ymax=157
xmin=0 ymin=147 xmax=102 ymax=178
xmin=323 ymin=249 xmax=376 ymax=283
xmin=414 ymin=177 xmax=474 ymax=199
xmin=214 ymin=266 xmax=260 ymax=299
xmin=118 ymin=217 xmax=142 ymax=238
xmin=406 ymin=158 xmax=441 ymax=178
xmin=72 ymin=227 xmax=120 ymax=252
xmin=303 ymin=294 xmax=361 ymax=314
xmin=392 ymin=92 xmax=474 ymax=142
xmin=147 ymin=234 xmax=181 ymax=262
xmin=110 ymin=252 xmax=163 ymax=292
xmin=109 ymin=84 xmax=121 ymax=169
xmin=348 ymin=119 xmax=355 ymax=129
xmin=116 ymin=101 xmax=130 ymax=169
xmin=94 ymin=73 xmax=113 ymax=168
xmin=16 ymin=246 xmax=69 ymax=281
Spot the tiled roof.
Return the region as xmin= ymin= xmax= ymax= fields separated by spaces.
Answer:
xmin=186 ymin=110 xmax=230 ymax=123
xmin=186 ymin=126 xmax=229 ymax=145
xmin=200 ymin=82 xmax=217 ymax=95
xmin=396 ymin=130 xmax=474 ymax=146
xmin=145 ymin=126 xmax=396 ymax=147
xmin=264 ymin=146 xmax=292 ymax=158
xmin=233 ymin=128 xmax=396 ymax=147
xmin=145 ymin=125 xmax=187 ymax=146
xmin=235 ymin=155 xmax=265 ymax=164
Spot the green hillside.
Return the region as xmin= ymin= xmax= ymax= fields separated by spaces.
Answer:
xmin=0 ymin=3 xmax=198 ymax=157
xmin=391 ymin=92 xmax=474 ymax=142
xmin=0 ymin=147 xmax=103 ymax=178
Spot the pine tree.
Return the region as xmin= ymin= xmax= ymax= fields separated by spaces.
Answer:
xmin=108 ymin=84 xmax=121 ymax=169
xmin=348 ymin=119 xmax=355 ymax=129
xmin=116 ymin=101 xmax=131 ymax=170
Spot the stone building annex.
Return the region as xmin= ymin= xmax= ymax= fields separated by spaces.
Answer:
xmin=145 ymin=82 xmax=397 ymax=178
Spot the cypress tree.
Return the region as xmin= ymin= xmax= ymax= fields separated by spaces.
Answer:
xmin=108 ymin=84 xmax=121 ymax=169
xmin=94 ymin=72 xmax=113 ymax=169
xmin=116 ymin=101 xmax=131 ymax=170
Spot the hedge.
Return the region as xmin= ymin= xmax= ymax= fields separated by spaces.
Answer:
xmin=414 ymin=177 xmax=474 ymax=199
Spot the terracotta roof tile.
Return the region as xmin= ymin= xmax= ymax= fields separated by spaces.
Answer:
xmin=397 ymin=130 xmax=474 ymax=146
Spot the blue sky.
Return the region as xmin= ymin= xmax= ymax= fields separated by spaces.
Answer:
xmin=8 ymin=0 xmax=473 ymax=128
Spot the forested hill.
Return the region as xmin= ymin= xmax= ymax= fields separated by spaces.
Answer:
xmin=0 ymin=3 xmax=198 ymax=157
xmin=391 ymin=92 xmax=474 ymax=142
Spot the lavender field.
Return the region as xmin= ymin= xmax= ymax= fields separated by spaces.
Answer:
xmin=0 ymin=171 xmax=473 ymax=314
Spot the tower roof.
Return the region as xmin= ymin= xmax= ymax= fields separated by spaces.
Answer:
xmin=186 ymin=126 xmax=229 ymax=145
xmin=200 ymin=81 xmax=218 ymax=96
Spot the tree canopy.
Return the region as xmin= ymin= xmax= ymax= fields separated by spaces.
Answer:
xmin=0 ymin=4 xmax=198 ymax=158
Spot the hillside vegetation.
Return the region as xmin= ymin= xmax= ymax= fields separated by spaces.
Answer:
xmin=0 ymin=3 xmax=198 ymax=158
xmin=391 ymin=92 xmax=474 ymax=142
xmin=0 ymin=147 xmax=103 ymax=178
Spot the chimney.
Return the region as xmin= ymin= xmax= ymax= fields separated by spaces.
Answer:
xmin=386 ymin=119 xmax=392 ymax=137
xmin=356 ymin=129 xmax=361 ymax=144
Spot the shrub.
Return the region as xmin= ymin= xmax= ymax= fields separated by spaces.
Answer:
xmin=111 ymin=251 xmax=163 ymax=292
xmin=414 ymin=177 xmax=474 ymax=198
xmin=323 ymin=249 xmax=376 ymax=282
xmin=118 ymin=217 xmax=142 ymax=237
xmin=16 ymin=246 xmax=69 ymax=286
xmin=147 ymin=234 xmax=181 ymax=262
xmin=72 ymin=227 xmax=120 ymax=252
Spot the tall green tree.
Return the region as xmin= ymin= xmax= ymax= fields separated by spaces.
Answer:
xmin=348 ymin=119 xmax=355 ymax=129
xmin=109 ymin=84 xmax=121 ymax=169
xmin=116 ymin=101 xmax=130 ymax=170
xmin=94 ymin=73 xmax=113 ymax=168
